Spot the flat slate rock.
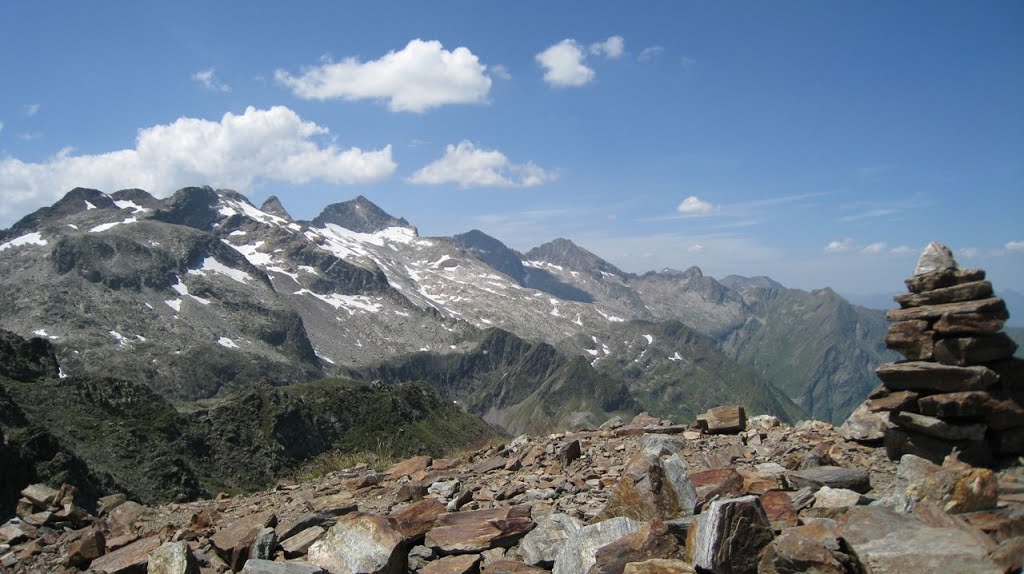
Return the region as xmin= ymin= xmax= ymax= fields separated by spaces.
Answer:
xmin=934 ymin=333 xmax=1018 ymax=366
xmin=420 ymin=553 xmax=481 ymax=574
xmin=884 ymin=427 xmax=992 ymax=467
xmin=875 ymin=361 xmax=998 ymax=393
xmin=426 ymin=505 xmax=533 ymax=554
xmin=892 ymin=411 xmax=987 ymax=441
xmin=895 ymin=280 xmax=993 ymax=308
xmin=240 ymin=559 xmax=326 ymax=574
xmin=89 ymin=535 xmax=162 ymax=574
xmin=786 ymin=466 xmax=870 ymax=494
xmin=905 ymin=267 xmax=985 ymax=293
xmin=887 ymin=296 xmax=1008 ymax=322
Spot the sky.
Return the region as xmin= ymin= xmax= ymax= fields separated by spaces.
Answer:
xmin=1 ymin=1 xmax=1022 ymax=298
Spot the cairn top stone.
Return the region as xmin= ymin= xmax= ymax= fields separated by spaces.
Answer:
xmin=914 ymin=242 xmax=957 ymax=276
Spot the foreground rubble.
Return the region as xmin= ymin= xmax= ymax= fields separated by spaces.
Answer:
xmin=2 ymin=410 xmax=1021 ymax=574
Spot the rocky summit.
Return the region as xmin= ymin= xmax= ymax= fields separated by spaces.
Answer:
xmin=2 ymin=411 xmax=1022 ymax=574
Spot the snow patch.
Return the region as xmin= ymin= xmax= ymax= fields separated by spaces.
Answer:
xmin=189 ymin=257 xmax=251 ymax=284
xmin=644 ymin=334 xmax=654 ymax=344
xmin=33 ymin=329 xmax=58 ymax=340
xmin=0 ymin=232 xmax=47 ymax=252
xmin=171 ymin=276 xmax=211 ymax=305
xmin=109 ymin=331 xmax=130 ymax=347
xmin=229 ymin=230 xmax=247 ymax=236
xmin=595 ymin=309 xmax=625 ymax=323
xmin=217 ymin=337 xmax=239 ymax=349
xmin=67 ymin=224 xmax=78 ymax=230
xmin=228 ymin=241 xmax=274 ymax=266
xmin=85 ymin=200 xmax=96 ymax=210
xmin=294 ymin=289 xmax=382 ymax=314
xmin=113 ymin=199 xmax=148 ymax=213
xmin=89 ymin=217 xmax=137 ymax=233
xmin=669 ymin=352 xmax=684 ymax=362
xmin=165 ymin=299 xmax=182 ymax=312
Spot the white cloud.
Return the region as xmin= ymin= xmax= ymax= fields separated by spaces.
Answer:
xmin=839 ymin=208 xmax=899 ymax=222
xmin=24 ymin=104 xmax=40 ymax=117
xmin=408 ymin=141 xmax=556 ymax=189
xmin=536 ymin=40 xmax=594 ymax=87
xmin=490 ymin=64 xmax=512 ymax=80
xmin=0 ymin=120 xmax=4 ymax=132
xmin=687 ymin=243 xmax=705 ymax=254
xmin=0 ymin=106 xmax=395 ymax=223
xmin=638 ymin=46 xmax=664 ymax=63
xmin=677 ymin=195 xmax=715 ymax=215
xmin=959 ymin=247 xmax=980 ymax=258
xmin=192 ymin=68 xmax=231 ymax=92
xmin=824 ymin=239 xmax=855 ymax=253
xmin=590 ymin=36 xmax=625 ymax=59
xmin=680 ymin=56 xmax=697 ymax=68
xmin=890 ymin=245 xmax=914 ymax=255
xmin=275 ymin=39 xmax=492 ymax=113
xmin=18 ymin=132 xmax=41 ymax=141
xmin=861 ymin=242 xmax=887 ymax=254
xmin=1006 ymin=240 xmax=1024 ymax=252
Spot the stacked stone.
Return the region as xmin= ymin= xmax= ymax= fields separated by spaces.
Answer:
xmin=873 ymin=242 xmax=1023 ymax=466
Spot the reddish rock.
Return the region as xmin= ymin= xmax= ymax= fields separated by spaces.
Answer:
xmin=481 ymin=560 xmax=549 ymax=573
xmin=588 ymin=521 xmax=682 ymax=574
xmin=904 ymin=267 xmax=985 ymax=294
xmin=758 ymin=521 xmax=846 ymax=574
xmin=622 ymin=560 xmax=696 ymax=574
xmin=89 ymin=535 xmax=162 ymax=574
xmin=895 ymin=280 xmax=994 ymax=308
xmin=210 ymin=509 xmax=277 ymax=571
xmin=426 ymin=505 xmax=534 ymax=554
xmin=934 ymin=313 xmax=1007 ymax=335
xmin=934 ymin=333 xmax=1018 ymax=366
xmin=387 ymin=455 xmax=433 ymax=478
xmin=886 ymin=296 xmax=1007 ymax=323
xmin=759 ymin=491 xmax=798 ymax=528
xmin=66 ymin=528 xmax=106 ymax=567
xmin=865 ymin=389 xmax=920 ymax=412
xmin=392 ymin=498 xmax=448 ymax=540
xmin=875 ymin=361 xmax=998 ymax=393
xmin=474 ymin=456 xmax=509 ymax=474
xmin=420 ymin=553 xmax=481 ymax=574
xmin=703 ymin=406 xmax=746 ymax=434
xmin=688 ymin=468 xmax=743 ymax=505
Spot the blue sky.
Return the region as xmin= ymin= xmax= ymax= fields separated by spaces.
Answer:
xmin=2 ymin=1 xmax=1022 ymax=297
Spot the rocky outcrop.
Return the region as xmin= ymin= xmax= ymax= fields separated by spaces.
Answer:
xmin=845 ymin=242 xmax=1023 ymax=466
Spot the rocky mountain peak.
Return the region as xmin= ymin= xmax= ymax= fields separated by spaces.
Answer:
xmin=525 ymin=238 xmax=627 ymax=278
xmin=310 ymin=195 xmax=412 ymax=233
xmin=109 ymin=188 xmax=160 ymax=209
xmin=680 ymin=265 xmax=703 ymax=281
xmin=719 ymin=275 xmax=785 ymax=292
xmin=453 ymin=229 xmax=526 ymax=282
xmin=2 ymin=188 xmax=115 ymax=239
xmin=259 ymin=195 xmax=292 ymax=222
xmin=151 ymin=186 xmax=222 ymax=230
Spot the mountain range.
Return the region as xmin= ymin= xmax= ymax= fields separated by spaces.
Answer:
xmin=1 ymin=186 xmax=906 ymax=503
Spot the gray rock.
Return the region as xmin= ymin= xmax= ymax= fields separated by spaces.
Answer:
xmin=689 ymin=495 xmax=773 ymax=574
xmin=875 ymin=361 xmax=998 ymax=393
xmin=599 ymin=416 xmax=624 ymax=429
xmin=281 ymin=526 xmax=325 ymax=559
xmin=251 ymin=526 xmax=278 ymax=561
xmin=428 ymin=479 xmax=461 ymax=499
xmin=914 ymin=242 xmax=957 ymax=276
xmin=240 ymin=560 xmax=325 ymax=574
xmin=147 ymin=541 xmax=199 ymax=574
xmin=519 ymin=513 xmax=579 ymax=567
xmin=813 ymin=486 xmax=864 ymax=509
xmin=640 ymin=435 xmax=683 ymax=458
xmin=20 ymin=484 xmax=58 ymax=508
xmin=892 ymin=411 xmax=987 ymax=441
xmin=552 ymin=516 xmax=640 ymax=574
xmin=838 ymin=403 xmax=890 ymax=442
xmin=787 ymin=466 xmax=870 ymax=493
xmin=307 ymin=513 xmax=406 ymax=574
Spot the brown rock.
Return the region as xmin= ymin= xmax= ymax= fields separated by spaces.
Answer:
xmin=598 ymin=452 xmax=697 ymax=522
xmin=736 ymin=468 xmax=781 ymax=495
xmin=988 ymin=536 xmax=1024 ymax=573
xmin=426 ymin=505 xmax=534 ymax=554
xmin=934 ymin=333 xmax=1018 ymax=366
xmin=688 ymin=468 xmax=743 ymax=505
xmin=281 ymin=525 xmax=325 ymax=558
xmin=895 ymin=280 xmax=994 ymax=308
xmin=387 ymin=455 xmax=433 ymax=478
xmin=210 ymin=509 xmax=277 ymax=571
xmin=481 ymin=560 xmax=549 ymax=573
xmin=392 ymin=498 xmax=447 ymax=540
xmin=904 ymin=456 xmax=998 ymax=513
xmin=886 ymin=296 xmax=1008 ymax=323
xmin=66 ymin=528 xmax=106 ymax=567
xmin=588 ymin=521 xmax=682 ymax=574
xmin=89 ymin=535 xmax=162 ymax=574
xmin=875 ymin=361 xmax=998 ymax=393
xmin=622 ymin=559 xmax=696 ymax=574
xmin=838 ymin=403 xmax=890 ymax=442
xmin=917 ymin=391 xmax=1024 ymax=429
xmin=786 ymin=466 xmax=870 ymax=493
xmin=885 ymin=320 xmax=935 ymax=360
xmin=703 ymin=406 xmax=746 ymax=434
xmin=891 ymin=411 xmax=987 ymax=441
xmin=934 ymin=312 xmax=1006 ymax=335
xmin=686 ymin=495 xmax=772 ymax=574
xmin=275 ymin=512 xmax=330 ymax=542
xmin=759 ymin=491 xmax=798 ymax=528
xmin=107 ymin=500 xmax=147 ymax=537
xmin=961 ymin=509 xmax=1024 ymax=543
xmin=757 ymin=521 xmax=846 ymax=574
xmin=865 ymin=389 xmax=919 ymax=412
xmin=19 ymin=483 xmax=58 ymax=508
xmin=421 ymin=553 xmax=482 ymax=574
xmin=904 ymin=267 xmax=984 ymax=293
xmin=310 ymin=492 xmax=358 ymax=516
xmin=474 ymin=456 xmax=508 ymax=474
xmin=558 ymin=440 xmax=582 ymax=466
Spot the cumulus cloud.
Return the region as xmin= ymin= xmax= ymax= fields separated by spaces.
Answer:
xmin=890 ymin=245 xmax=914 ymax=255
xmin=1006 ymin=241 xmax=1024 ymax=252
xmin=638 ymin=46 xmax=664 ymax=63
xmin=407 ymin=141 xmax=556 ymax=189
xmin=490 ymin=64 xmax=512 ymax=80
xmin=192 ymin=68 xmax=231 ymax=92
xmin=860 ymin=242 xmax=887 ymax=254
xmin=0 ymin=106 xmax=395 ymax=222
xmin=24 ymin=104 xmax=40 ymax=117
xmin=275 ymin=39 xmax=492 ymax=113
xmin=824 ymin=238 xmax=856 ymax=253
xmin=536 ymin=40 xmax=594 ymax=87
xmin=590 ymin=36 xmax=625 ymax=59
xmin=676 ymin=195 xmax=715 ymax=215
xmin=959 ymin=247 xmax=980 ymax=258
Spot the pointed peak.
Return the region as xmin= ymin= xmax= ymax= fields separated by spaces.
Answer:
xmin=260 ymin=196 xmax=292 ymax=222
xmin=311 ymin=195 xmax=412 ymax=234
xmin=525 ymin=238 xmax=627 ymax=277
xmin=680 ymin=266 xmax=703 ymax=281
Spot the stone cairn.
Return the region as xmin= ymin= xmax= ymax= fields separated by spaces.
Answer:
xmin=844 ymin=241 xmax=1023 ymax=466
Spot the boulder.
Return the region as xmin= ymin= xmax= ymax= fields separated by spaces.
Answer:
xmin=885 ymin=320 xmax=934 ymax=360
xmin=559 ymin=440 xmax=582 ymax=466
xmin=884 ymin=427 xmax=992 ymax=466
xmin=392 ymin=498 xmax=447 ymax=541
xmin=905 ymin=266 xmax=985 ymax=293
xmin=838 ymin=403 xmax=889 ymax=442
xmin=481 ymin=560 xmax=549 ymax=573
xmin=687 ymin=495 xmax=772 ymax=574
xmin=240 ymin=560 xmax=325 ymax=574
xmin=275 ymin=512 xmax=331 ymax=541
xmin=757 ymin=521 xmax=847 ymax=574
xmin=598 ymin=452 xmax=697 ymax=522
xmin=759 ymin=491 xmax=798 ymax=529
xmin=281 ymin=526 xmax=326 ymax=558
xmin=934 ymin=313 xmax=1006 ymax=335
xmin=786 ymin=466 xmax=870 ymax=493
xmin=553 ymin=516 xmax=641 ymax=574
xmin=913 ymin=242 xmax=957 ymax=276
xmin=66 ymin=528 xmax=106 ymax=567
xmin=519 ymin=513 xmax=577 ymax=567
xmin=474 ymin=456 xmax=509 ymax=474
xmin=588 ymin=521 xmax=682 ymax=574
xmin=251 ymin=527 xmax=278 ymax=561
xmin=386 ymin=455 xmax=432 ymax=479
xmin=307 ymin=513 xmax=406 ymax=574
xmin=210 ymin=509 xmax=277 ymax=571
xmin=425 ymin=505 xmax=534 ymax=554
xmin=843 ymin=518 xmax=1002 ymax=573
xmin=703 ymin=406 xmax=746 ymax=434
xmin=875 ymin=361 xmax=997 ymax=393
xmin=904 ymin=456 xmax=998 ymax=513
xmin=147 ymin=541 xmax=199 ymax=574
xmin=813 ymin=486 xmax=864 ymax=509
xmin=19 ymin=484 xmax=58 ymax=508
xmin=89 ymin=535 xmax=162 ymax=574
xmin=687 ymin=468 xmax=743 ymax=506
